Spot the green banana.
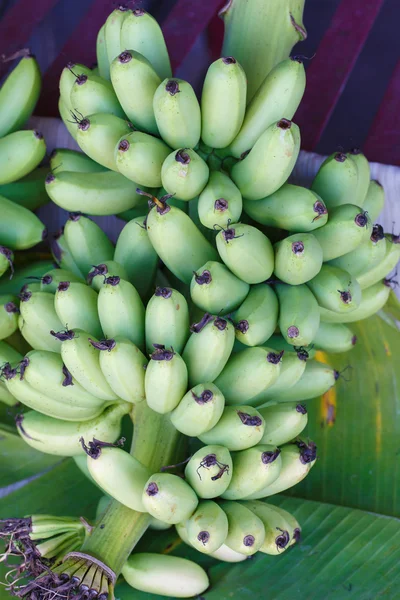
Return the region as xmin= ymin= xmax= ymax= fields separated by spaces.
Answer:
xmin=199 ymin=405 xmax=265 ymax=451
xmin=186 ymin=500 xmax=229 ymax=554
xmin=190 ymin=261 xmax=249 ymax=315
xmin=201 ymin=57 xmax=247 ymax=149
xmin=182 ymin=314 xmax=235 ymax=387
xmin=0 ymin=247 xmax=13 ymax=278
xmin=243 ymin=183 xmax=328 ymax=232
xmin=120 ymin=9 xmax=172 ymax=80
xmin=329 ymin=224 xmax=387 ymax=277
xmin=19 ymin=291 xmax=63 ymax=352
xmin=228 ymin=57 xmax=306 ymax=158
xmin=145 ymin=287 xmax=189 ymax=355
xmin=274 ymin=233 xmax=323 ymax=285
xmin=320 ymin=281 xmax=391 ymax=323
xmin=221 ymin=500 xmax=265 ymax=555
xmin=114 ymin=215 xmax=158 ymax=301
xmin=144 ymin=345 xmax=188 ymax=414
xmin=146 ymin=200 xmax=218 ymax=284
xmin=153 ymin=78 xmax=201 ymax=149
xmin=85 ymin=443 xmax=150 ymax=512
xmin=51 ymin=228 xmax=85 ymax=278
xmin=307 ymin=264 xmax=362 ymax=314
xmin=46 ymin=169 xmax=146 ymax=216
xmin=221 ymin=445 xmax=282 ymax=500
xmin=58 ymin=96 xmax=78 ymax=141
xmin=97 ymin=276 xmax=145 ymax=349
xmin=0 ymin=167 xmax=49 ymax=211
xmin=356 ymin=235 xmax=400 ymax=289
xmin=0 ymin=130 xmax=46 ymax=185
xmin=214 ymin=347 xmax=282 ymax=406
xmin=0 ymin=53 xmax=41 ymax=137
xmin=258 ymin=403 xmax=308 ymax=446
xmin=0 ymin=340 xmax=21 ymax=405
xmin=59 ymin=62 xmax=92 ymax=111
xmin=241 ymin=501 xmax=291 ymax=555
xmin=266 ymin=503 xmax=301 ymax=546
xmin=70 ymin=72 xmax=125 ymax=119
xmin=55 ymin=281 xmax=103 ymax=338
xmin=161 ymin=149 xmax=209 ymax=201
xmin=110 ymin=50 xmax=160 ymax=135
xmin=250 ymin=350 xmax=307 ymax=405
xmin=231 ymin=119 xmax=300 ymax=200
xmin=15 ymin=402 xmax=129 ymax=456
xmin=149 ymin=516 xmax=171 ymax=531
xmin=313 ymin=321 xmax=357 ymax=353
xmin=96 ymin=24 xmax=110 ymax=80
xmin=63 ymin=214 xmax=114 ymax=277
xmin=122 ymin=553 xmax=208 ymax=598
xmin=197 ymin=170 xmax=243 ymax=230
xmin=312 ymin=204 xmax=372 ymax=261
xmin=115 ymin=131 xmax=170 ymax=187
xmin=0 ymin=195 xmax=46 ymax=250
xmin=87 ymin=261 xmax=128 ymax=292
xmin=97 ymin=336 xmax=147 ymax=404
xmin=243 ymin=440 xmax=317 ymax=499
xmin=50 ymin=148 xmax=106 ymax=174
xmin=170 ymin=382 xmax=225 ymax=437
xmin=76 ymin=112 xmax=132 ymax=171
xmin=104 ymin=6 xmax=130 ymax=66
xmin=0 ymin=260 xmax=54 ymax=296
xmin=363 ymin=180 xmax=385 ymax=222
xmin=58 ymin=329 xmax=118 ymax=400
xmin=142 ymin=472 xmax=198 ymax=524
xmin=311 ymin=152 xmax=359 ymax=209
xmin=349 ymin=148 xmax=371 ymax=207
xmin=209 ymin=543 xmax=247 ymax=562
xmin=232 ymin=284 xmax=278 ymax=347
xmin=184 ymin=444 xmax=233 ymax=498
xmin=0 ymin=298 xmax=19 ymax=340
xmin=275 ymin=283 xmax=320 ymax=346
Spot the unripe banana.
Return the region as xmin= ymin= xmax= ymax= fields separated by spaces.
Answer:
xmin=19 ymin=291 xmax=63 ymax=352
xmin=145 ymin=287 xmax=189 ymax=355
xmin=199 ymin=405 xmax=265 ymax=450
xmin=201 ymin=57 xmax=247 ymax=149
xmin=58 ymin=329 xmax=118 ymax=400
xmin=58 ymin=97 xmax=78 ymax=140
xmin=313 ymin=204 xmax=372 ymax=261
xmin=70 ymin=73 xmax=125 ymax=119
xmin=97 ymin=276 xmax=145 ymax=349
xmin=0 ymin=130 xmax=46 ymax=185
xmin=104 ymin=6 xmax=130 ymax=65
xmin=258 ymin=403 xmax=308 ymax=446
xmin=243 ymin=183 xmax=328 ymax=232
xmin=221 ymin=501 xmax=266 ymax=556
xmin=231 ymin=284 xmax=277 ymax=347
xmin=153 ymin=78 xmax=200 ymax=149
xmin=0 ymin=195 xmax=46 ymax=251
xmin=311 ymin=152 xmax=358 ymax=210
xmin=115 ymin=131 xmax=170 ymax=187
xmin=209 ymin=543 xmax=247 ymax=562
xmin=363 ymin=180 xmax=385 ymax=222
xmin=114 ymin=215 xmax=158 ymax=300
xmin=250 ymin=350 xmax=308 ymax=405
xmin=170 ymin=382 xmax=225 ymax=437
xmin=182 ymin=314 xmax=235 ymax=386
xmin=222 ymin=445 xmax=282 ymax=500
xmin=149 ymin=516 xmax=171 ymax=531
xmin=96 ymin=24 xmax=110 ymax=80
xmin=274 ymin=233 xmax=323 ymax=285
xmin=241 ymin=501 xmax=291 ymax=555
xmin=85 ymin=443 xmax=150 ymax=511
xmin=142 ymin=472 xmax=198 ymax=524
xmin=39 ymin=270 xmax=83 ymax=294
xmin=144 ymin=346 xmax=188 ymax=414
xmin=59 ymin=62 xmax=92 ymax=112
xmin=197 ymin=170 xmax=242 ymax=230
xmin=320 ymin=280 xmax=391 ymax=323
xmin=97 ymin=336 xmax=147 ymax=404
xmin=16 ymin=402 xmax=129 ymax=456
xmin=76 ymin=113 xmax=132 ymax=171
xmin=50 ymin=148 xmax=106 ymax=174
xmin=54 ymin=281 xmax=103 ymax=338
xmin=111 ymin=50 xmax=160 ymax=135
xmin=243 ymin=440 xmax=317 ymax=499
xmin=46 ymin=169 xmax=146 ymax=216
xmin=0 ymin=298 xmax=19 ymax=340
xmin=0 ymin=340 xmax=21 ymax=405
xmin=313 ymin=321 xmax=357 ymax=353
xmin=266 ymin=503 xmax=301 ymax=546
xmin=229 ymin=57 xmax=306 ymax=158
xmin=356 ymin=234 xmax=400 ymax=289
xmin=63 ymin=214 xmax=114 ymax=277
xmin=261 ymin=359 xmax=336 ymax=403
xmin=186 ymin=500 xmax=229 ymax=554
xmin=307 ymin=264 xmax=361 ymax=315
xmin=275 ymin=283 xmax=320 ymax=346
xmin=0 ymin=166 xmax=49 ymax=212
xmin=146 ymin=201 xmax=218 ymax=284
xmin=0 ymin=53 xmax=41 ymax=137
xmin=190 ymin=261 xmax=249 ymax=315
xmin=185 ymin=444 xmax=233 ymax=498
xmin=120 ymin=9 xmax=172 ymax=80
xmin=0 ymin=260 xmax=54 ymax=296
xmin=0 ymin=247 xmax=13 ymax=278
xmin=87 ymin=261 xmax=128 ymax=292
xmin=161 ymin=149 xmax=209 ymax=201
xmin=329 ymin=224 xmax=387 ymax=277
xmin=349 ymin=148 xmax=370 ymax=207
xmin=51 ymin=228 xmax=85 ymax=278
xmin=231 ymin=119 xmax=300 ymax=201
xmin=122 ymin=553 xmax=208 ymax=598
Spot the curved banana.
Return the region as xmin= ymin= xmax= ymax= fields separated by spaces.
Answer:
xmin=87 ymin=261 xmax=128 ymax=292
xmin=19 ymin=291 xmax=63 ymax=352
xmin=275 ymin=283 xmax=320 ymax=346
xmin=115 ymin=131 xmax=170 ymax=187
xmin=274 ymin=233 xmax=323 ymax=285
xmin=186 ymin=500 xmax=229 ymax=554
xmin=199 ymin=405 xmax=265 ymax=451
xmin=49 ymin=149 xmax=110 ymax=174
xmin=232 ymin=284 xmax=278 ymax=347
xmin=190 ymin=261 xmax=249 ymax=315
xmin=70 ymin=72 xmax=125 ymax=119
xmin=104 ymin=6 xmax=130 ymax=66
xmin=51 ymin=228 xmax=85 ymax=278
xmin=251 ymin=350 xmax=307 ymax=405
xmin=55 ymin=281 xmax=103 ymax=338
xmin=161 ymin=148 xmax=209 ymax=201
xmin=59 ymin=62 xmax=92 ymax=112
xmin=142 ymin=472 xmax=198 ymax=524
xmin=313 ymin=321 xmax=357 ymax=353
xmin=144 ymin=346 xmax=188 ymax=414
xmin=58 ymin=97 xmax=78 ymax=141
xmin=63 ymin=214 xmax=114 ymax=277
xmin=329 ymin=224 xmax=387 ymax=277
xmin=348 ymin=148 xmax=370 ymax=207
xmin=311 ymin=152 xmax=358 ymax=210
xmin=76 ymin=113 xmax=132 ymax=171
xmin=185 ymin=444 xmax=233 ymax=498
xmin=0 ymin=167 xmax=50 ymax=211
xmin=320 ymin=280 xmax=391 ymax=323
xmin=0 ymin=297 xmax=19 ymax=340
xmin=197 ymin=170 xmax=243 ymax=230
xmin=258 ymin=403 xmax=308 ymax=446
xmin=363 ymin=180 xmax=385 ymax=222
xmin=0 ymin=195 xmax=46 ymax=250
xmin=356 ymin=234 xmax=400 ymax=290
xmin=307 ymin=264 xmax=361 ymax=314
xmin=96 ymin=25 xmax=110 ymax=80
xmin=221 ymin=500 xmax=265 ymax=555
xmin=266 ymin=503 xmax=301 ymax=546
xmin=241 ymin=501 xmax=291 ymax=555
xmin=145 ymin=287 xmax=189 ymax=355
xmin=0 ymin=130 xmax=46 ymax=185
xmin=170 ymin=382 xmax=225 ymax=437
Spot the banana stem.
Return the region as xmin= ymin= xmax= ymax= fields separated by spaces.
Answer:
xmin=81 ymin=402 xmax=181 ymax=576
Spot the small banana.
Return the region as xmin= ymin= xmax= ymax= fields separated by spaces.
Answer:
xmin=356 ymin=234 xmax=400 ymax=290
xmin=221 ymin=500 xmax=265 ymax=555
xmin=161 ymin=149 xmax=209 ymax=201
xmin=329 ymin=224 xmax=387 ymax=277
xmin=0 ymin=166 xmax=49 ymax=212
xmin=320 ymin=280 xmax=391 ymax=323
xmin=0 ymin=340 xmax=21 ymax=405
xmin=266 ymin=503 xmax=302 ymax=546
xmin=348 ymin=148 xmax=371 ymax=207
xmin=250 ymin=350 xmax=307 ymax=405
xmin=0 ymin=298 xmax=19 ymax=340
xmin=50 ymin=148 xmax=106 ymax=174
xmin=241 ymin=501 xmax=291 ymax=555
xmin=185 ymin=444 xmax=233 ymax=498
xmin=55 ymin=281 xmax=103 ymax=338
xmin=144 ymin=345 xmax=188 ymax=414
xmin=0 ymin=130 xmax=46 ymax=186
xmin=76 ymin=112 xmax=132 ymax=171
xmin=185 ymin=500 xmax=229 ymax=554
xmin=197 ymin=170 xmax=243 ymax=230
xmin=258 ymin=403 xmax=308 ymax=446
xmin=142 ymin=472 xmax=198 ymax=524
xmin=209 ymin=543 xmax=247 ymax=562
xmin=39 ymin=268 xmax=83 ymax=292
xmin=59 ymin=62 xmax=92 ymax=114
xmin=63 ymin=214 xmax=114 ymax=277
xmin=313 ymin=321 xmax=357 ymax=353
xmin=307 ymin=264 xmax=361 ymax=314
xmin=274 ymin=233 xmax=323 ymax=285
xmin=87 ymin=261 xmax=128 ymax=292
xmin=275 ymin=283 xmax=320 ymax=346
xmin=363 ymin=180 xmax=385 ymax=222
xmin=51 ymin=228 xmax=85 ymax=279
xmin=311 ymin=152 xmax=359 ymax=210
xmin=115 ymin=131 xmax=170 ymax=187
xmin=104 ymin=6 xmax=130 ymax=66
xmin=170 ymin=382 xmax=225 ymax=437
xmin=19 ymin=290 xmax=63 ymax=352
xmin=70 ymin=72 xmax=125 ymax=119
xmin=199 ymin=405 xmax=265 ymax=451
xmin=145 ymin=287 xmax=189 ymax=355
xmin=232 ymin=284 xmax=278 ymax=347
xmin=190 ymin=261 xmax=250 ymax=315
xmin=96 ymin=24 xmax=110 ymax=80
xmin=0 ymin=195 xmax=46 ymax=251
